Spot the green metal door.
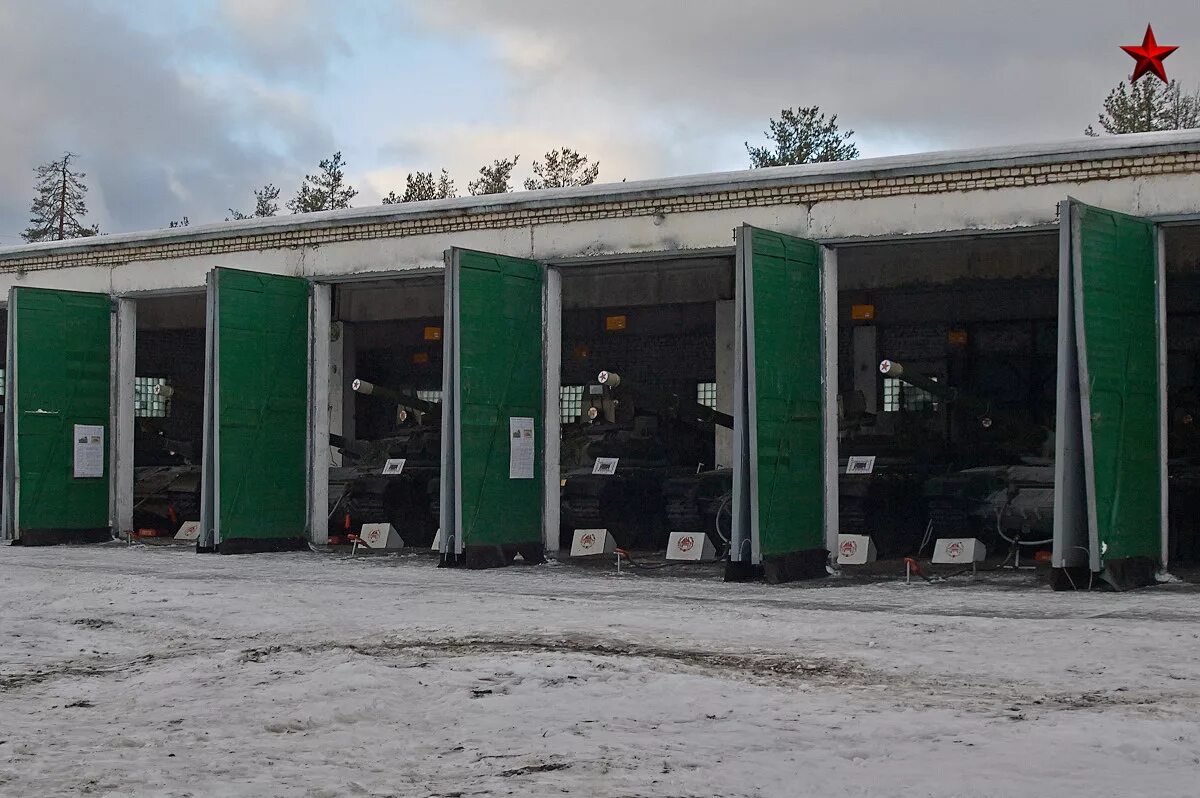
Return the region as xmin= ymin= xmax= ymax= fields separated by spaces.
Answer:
xmin=441 ymin=248 xmax=545 ymax=568
xmin=201 ymin=268 xmax=310 ymax=553
xmin=2 ymin=287 xmax=112 ymax=544
xmin=729 ymin=225 xmax=832 ymax=583
xmin=1058 ymin=200 xmax=1165 ymax=587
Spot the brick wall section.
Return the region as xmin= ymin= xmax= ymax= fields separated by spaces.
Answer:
xmin=4 ymin=152 xmax=1199 ymax=274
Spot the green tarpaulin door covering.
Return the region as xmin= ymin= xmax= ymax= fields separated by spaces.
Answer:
xmin=1053 ymin=199 xmax=1166 ymax=589
xmin=439 ymin=248 xmax=546 ymax=569
xmin=728 ymin=225 xmax=836 ymax=583
xmin=2 ymin=287 xmax=113 ymax=544
xmin=199 ymin=268 xmax=311 ymax=553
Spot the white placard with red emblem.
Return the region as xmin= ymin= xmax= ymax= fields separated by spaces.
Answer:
xmin=570 ymin=528 xmax=615 ymax=557
xmin=836 ymin=534 xmax=877 ymax=565
xmin=665 ymin=532 xmax=717 ymax=562
xmin=932 ymin=537 xmax=986 ymax=564
xmin=174 ymin=521 xmax=202 ymax=542
xmin=358 ymin=523 xmax=404 ymax=550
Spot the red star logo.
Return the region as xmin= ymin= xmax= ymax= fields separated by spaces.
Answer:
xmin=1121 ymin=24 xmax=1178 ymax=83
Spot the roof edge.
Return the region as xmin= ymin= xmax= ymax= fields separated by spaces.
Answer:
xmin=3 ymin=129 xmax=1198 ymax=261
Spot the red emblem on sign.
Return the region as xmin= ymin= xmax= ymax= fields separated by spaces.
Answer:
xmin=1122 ymin=24 xmax=1177 ymax=84
xmin=677 ymin=536 xmax=695 ymax=553
xmin=580 ymin=532 xmax=597 ymax=549
xmin=946 ymin=541 xmax=963 ymax=559
xmin=840 ymin=539 xmax=858 ymax=557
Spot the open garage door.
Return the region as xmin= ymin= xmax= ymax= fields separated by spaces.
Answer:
xmin=1054 ymin=199 xmax=1167 ymax=589
xmin=440 ymin=248 xmax=546 ymax=568
xmin=2 ymin=288 xmax=113 ymax=544
xmin=729 ymin=225 xmax=836 ymax=583
xmin=199 ymin=268 xmax=311 ymax=553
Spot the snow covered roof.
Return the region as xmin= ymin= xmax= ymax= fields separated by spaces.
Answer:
xmin=2 ymin=129 xmax=1199 ymax=262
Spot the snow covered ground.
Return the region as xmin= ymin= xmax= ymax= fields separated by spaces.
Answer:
xmin=1 ymin=544 xmax=1198 ymax=797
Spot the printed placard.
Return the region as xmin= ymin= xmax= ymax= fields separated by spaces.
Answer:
xmin=846 ymin=455 xmax=876 ymax=475
xmin=592 ymin=457 xmax=619 ymax=476
xmin=382 ymin=458 xmax=406 ymax=475
xmin=73 ymin=424 xmax=105 ymax=479
xmin=509 ymin=417 xmax=535 ymax=479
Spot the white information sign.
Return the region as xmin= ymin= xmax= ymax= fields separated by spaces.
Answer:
xmin=509 ymin=417 xmax=535 ymax=479
xmin=174 ymin=521 xmax=202 ymax=542
xmin=845 ymin=455 xmax=876 ymax=475
xmin=72 ymin=424 xmax=105 ymax=479
xmin=592 ymin=457 xmax=619 ymax=476
xmin=382 ymin=458 xmax=406 ymax=475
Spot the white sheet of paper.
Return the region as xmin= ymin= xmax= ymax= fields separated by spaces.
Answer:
xmin=73 ymin=424 xmax=105 ymax=479
xmin=508 ymin=417 xmax=535 ymax=479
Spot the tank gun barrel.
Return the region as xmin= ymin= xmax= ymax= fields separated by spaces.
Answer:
xmin=351 ymin=378 xmax=441 ymax=416
xmin=878 ymin=360 xmax=958 ymax=403
xmin=597 ymin=370 xmax=734 ymax=430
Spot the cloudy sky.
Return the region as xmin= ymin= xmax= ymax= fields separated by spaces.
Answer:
xmin=1 ymin=0 xmax=1197 ymax=242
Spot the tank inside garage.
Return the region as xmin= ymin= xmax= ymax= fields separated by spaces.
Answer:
xmin=556 ymin=254 xmax=734 ymax=554
xmin=835 ymin=233 xmax=1061 ymax=565
xmin=1165 ymin=223 xmax=1200 ymax=568
xmin=131 ymin=293 xmax=207 ymax=537
xmin=326 ymin=275 xmax=444 ymax=547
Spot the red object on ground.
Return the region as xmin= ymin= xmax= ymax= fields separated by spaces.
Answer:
xmin=1034 ymin=550 xmax=1053 ymax=563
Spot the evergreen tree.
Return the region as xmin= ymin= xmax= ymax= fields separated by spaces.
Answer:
xmin=468 ymin=156 xmax=520 ymax=195
xmin=287 ymin=152 xmax=358 ymax=214
xmin=1085 ymin=78 xmax=1200 ymax=136
xmin=524 ymin=148 xmax=599 ymax=190
xmin=745 ymin=106 xmax=859 ymax=167
xmin=229 ymin=183 xmax=282 ymax=219
xmin=383 ymin=169 xmax=457 ymax=204
xmin=22 ymin=152 xmax=100 ymax=242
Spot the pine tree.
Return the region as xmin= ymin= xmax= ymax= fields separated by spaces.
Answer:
xmin=468 ymin=156 xmax=520 ymax=195
xmin=745 ymin=106 xmax=859 ymax=167
xmin=287 ymin=152 xmax=358 ymax=214
xmin=230 ymin=183 xmax=282 ymax=219
xmin=383 ymin=169 xmax=458 ymax=204
xmin=1085 ymin=78 xmax=1200 ymax=136
xmin=524 ymin=148 xmax=599 ymax=190
xmin=22 ymin=153 xmax=100 ymax=242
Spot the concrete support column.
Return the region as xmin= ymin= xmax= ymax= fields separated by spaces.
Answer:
xmin=821 ymin=247 xmax=840 ymax=553
xmin=543 ymin=267 xmax=562 ymax=555
xmin=111 ymin=297 xmax=137 ymax=536
xmin=714 ymin=299 xmax=735 ymax=468
xmin=309 ymin=284 xmax=332 ymax=545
